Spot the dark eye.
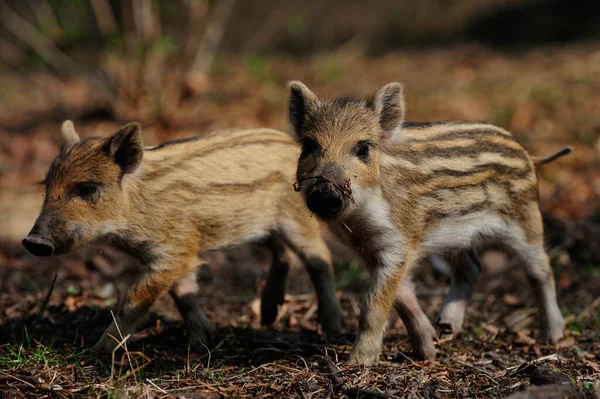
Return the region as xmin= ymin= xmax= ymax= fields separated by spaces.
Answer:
xmin=300 ymin=138 xmax=319 ymax=158
xmin=354 ymin=141 xmax=370 ymax=161
xmin=71 ymin=181 xmax=100 ymax=200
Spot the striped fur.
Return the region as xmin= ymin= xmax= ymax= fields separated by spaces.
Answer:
xmin=23 ymin=123 xmax=342 ymax=352
xmin=288 ymin=81 xmax=566 ymax=365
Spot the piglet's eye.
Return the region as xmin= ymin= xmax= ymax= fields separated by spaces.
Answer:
xmin=71 ymin=181 xmax=100 ymax=200
xmin=300 ymin=138 xmax=319 ymax=158
xmin=354 ymin=141 xmax=370 ymax=161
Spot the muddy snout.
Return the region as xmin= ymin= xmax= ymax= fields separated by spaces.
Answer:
xmin=22 ymin=232 xmax=55 ymax=257
xmin=306 ymin=179 xmax=345 ymax=219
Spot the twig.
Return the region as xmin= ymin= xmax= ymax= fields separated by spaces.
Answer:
xmin=395 ymin=349 xmax=425 ymax=369
xmin=0 ymin=3 xmax=77 ymax=74
xmin=90 ymin=0 xmax=118 ymax=37
xmin=506 ymin=353 xmax=560 ymax=373
xmin=577 ymin=296 xmax=600 ymax=321
xmin=446 ymin=365 xmax=461 ymax=399
xmin=345 ymin=387 xmax=403 ymax=399
xmin=26 ymin=0 xmax=62 ymax=39
xmin=36 ymin=271 xmax=57 ymax=323
xmin=296 ymin=355 xmax=310 ymax=370
xmin=294 ymin=175 xmax=355 ymax=204
xmin=109 ymin=332 xmax=132 ymax=381
xmin=294 ymin=383 xmax=308 ymax=399
xmin=116 ymin=351 xmax=152 ymax=382
xmin=322 ymin=356 xmax=344 ymax=386
xmin=293 ymin=176 xmax=321 ymax=192
xmin=189 ymin=0 xmax=236 ymax=76
xmin=341 ymin=222 xmax=353 ymax=234
xmin=0 ymin=370 xmax=37 ymax=389
xmin=0 ymin=1 xmax=116 ymax=108
xmin=133 ymin=0 xmax=158 ymax=42
xmin=455 ymin=360 xmax=499 ymax=385
xmin=224 ymin=363 xmax=269 ymax=381
xmin=198 ymin=339 xmax=224 ymax=362
xmin=322 ymin=356 xmax=402 ymax=399
xmin=186 ymin=336 xmax=192 ymax=373
xmin=145 ymin=379 xmax=167 ymax=394
xmin=108 ymin=310 xmax=136 ymax=380
xmin=268 ymin=363 xmax=303 ymax=374
xmin=200 ymin=339 xmax=212 ymax=370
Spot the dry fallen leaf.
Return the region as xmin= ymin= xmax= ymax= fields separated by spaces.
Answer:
xmin=503 ymin=294 xmax=521 ymax=306
xmin=556 ymin=336 xmax=576 ymax=349
xmin=515 ymin=331 xmax=536 ymax=346
xmin=582 ymin=358 xmax=600 ymax=373
xmin=558 ymin=274 xmax=574 ymax=289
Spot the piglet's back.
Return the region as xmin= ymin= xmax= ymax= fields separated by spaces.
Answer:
xmin=139 ymin=128 xmax=301 ymax=245
xmin=143 ymin=128 xmax=298 ymax=183
xmin=380 ymin=121 xmax=539 ymax=241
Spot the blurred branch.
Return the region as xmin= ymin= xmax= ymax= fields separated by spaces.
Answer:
xmin=133 ymin=0 xmax=159 ymax=43
xmin=189 ymin=0 xmax=236 ymax=77
xmin=241 ymin=0 xmax=324 ymax=53
xmin=90 ymin=0 xmax=119 ymax=37
xmin=0 ymin=2 xmax=76 ymax=74
xmin=0 ymin=38 xmax=29 ymax=67
xmin=25 ymin=0 xmax=62 ymax=40
xmin=0 ymin=2 xmax=118 ymax=112
xmin=181 ymin=0 xmax=209 ymax=68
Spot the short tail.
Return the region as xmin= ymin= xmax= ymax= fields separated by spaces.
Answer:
xmin=532 ymin=146 xmax=573 ymax=166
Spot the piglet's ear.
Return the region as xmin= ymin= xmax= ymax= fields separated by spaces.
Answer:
xmin=61 ymin=120 xmax=80 ymax=147
xmin=374 ymin=82 xmax=405 ymax=140
xmin=105 ymin=122 xmax=144 ymax=174
xmin=288 ymin=81 xmax=319 ymax=137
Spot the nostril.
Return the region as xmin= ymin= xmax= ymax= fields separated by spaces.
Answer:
xmin=306 ymin=189 xmax=344 ymax=219
xmin=22 ymin=235 xmax=55 ymax=257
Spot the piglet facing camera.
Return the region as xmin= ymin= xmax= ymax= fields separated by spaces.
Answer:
xmin=288 ymin=81 xmax=570 ymax=365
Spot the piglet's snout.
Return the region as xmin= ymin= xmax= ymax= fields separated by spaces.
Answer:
xmin=320 ymin=163 xmax=344 ymax=183
xmin=306 ymin=178 xmax=344 ymax=220
xmin=22 ymin=227 xmax=55 ymax=257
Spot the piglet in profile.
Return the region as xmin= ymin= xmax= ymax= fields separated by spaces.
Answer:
xmin=24 ymin=121 xmax=343 ymax=352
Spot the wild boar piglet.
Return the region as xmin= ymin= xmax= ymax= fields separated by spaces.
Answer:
xmin=288 ymin=81 xmax=570 ymax=365
xmin=23 ymin=121 xmax=343 ymax=352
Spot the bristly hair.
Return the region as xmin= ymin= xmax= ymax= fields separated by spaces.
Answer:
xmin=36 ymin=179 xmax=46 ymax=186
xmin=363 ymin=139 xmax=381 ymax=151
xmin=332 ymin=97 xmax=365 ymax=107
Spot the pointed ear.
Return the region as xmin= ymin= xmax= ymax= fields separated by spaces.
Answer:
xmin=374 ymin=82 xmax=405 ymax=140
xmin=288 ymin=81 xmax=319 ymax=137
xmin=105 ymin=122 xmax=144 ymax=174
xmin=61 ymin=120 xmax=80 ymax=147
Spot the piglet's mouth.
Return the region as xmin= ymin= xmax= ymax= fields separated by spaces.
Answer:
xmin=294 ymin=176 xmax=355 ymax=220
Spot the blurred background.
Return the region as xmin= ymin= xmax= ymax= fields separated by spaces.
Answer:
xmin=1 ymin=0 xmax=599 ymax=240
xmin=1 ymin=0 xmax=599 ymax=360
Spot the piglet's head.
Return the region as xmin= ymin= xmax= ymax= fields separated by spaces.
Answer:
xmin=22 ymin=121 xmax=143 ymax=256
xmin=288 ymin=81 xmax=405 ymax=220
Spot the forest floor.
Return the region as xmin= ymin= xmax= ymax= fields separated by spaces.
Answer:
xmin=1 ymin=43 xmax=599 ymax=398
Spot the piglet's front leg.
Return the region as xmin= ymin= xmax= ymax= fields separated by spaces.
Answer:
xmin=170 ymin=268 xmax=214 ymax=348
xmin=96 ymin=256 xmax=192 ymax=353
xmin=348 ymin=251 xmax=418 ymax=365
